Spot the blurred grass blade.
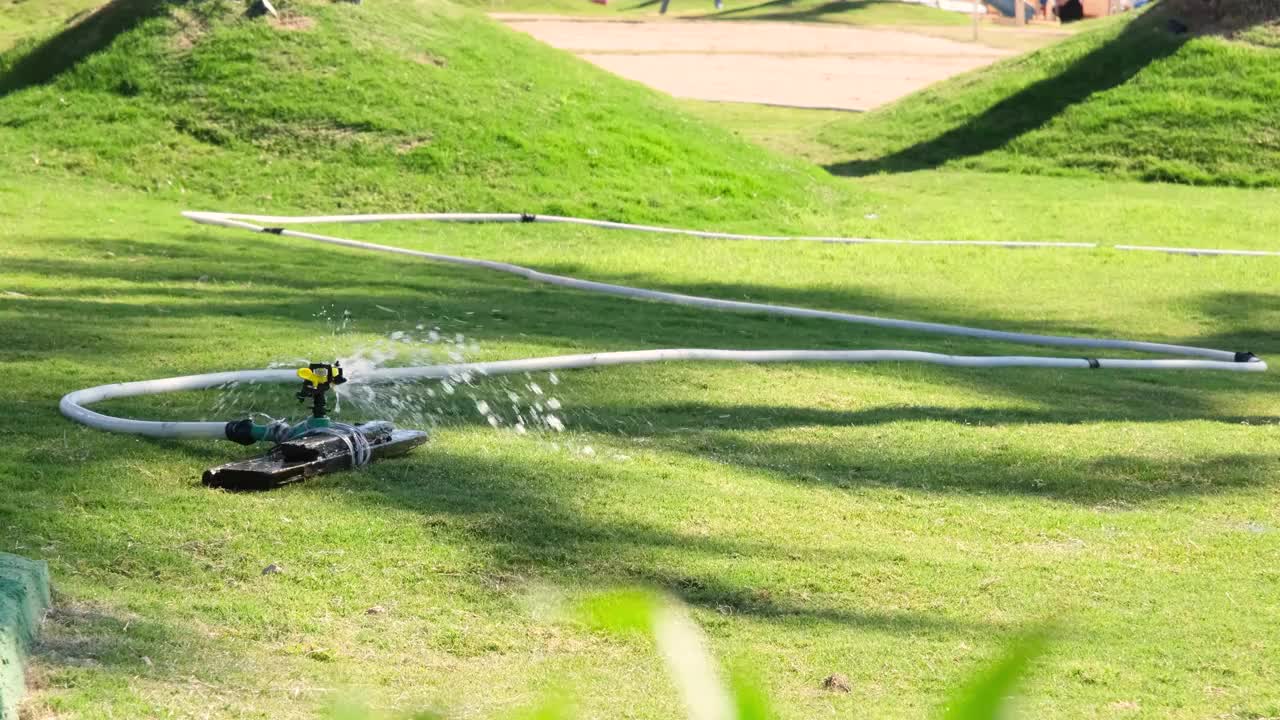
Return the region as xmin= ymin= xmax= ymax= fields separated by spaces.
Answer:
xmin=652 ymin=604 xmax=735 ymax=720
xmin=577 ymin=589 xmax=662 ymax=635
xmin=504 ymin=691 xmax=574 ymax=720
xmin=727 ymin=666 xmax=777 ymax=720
xmin=577 ymin=590 xmax=736 ymax=720
xmin=939 ymin=632 xmax=1048 ymax=720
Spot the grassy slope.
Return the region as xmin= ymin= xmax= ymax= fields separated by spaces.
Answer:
xmin=0 ymin=0 xmax=103 ymax=50
xmin=2 ymin=1 xmax=1280 ymax=719
xmin=816 ymin=7 xmax=1280 ymax=186
xmin=471 ymin=0 xmax=970 ymax=26
xmin=0 ymin=0 xmax=840 ymax=229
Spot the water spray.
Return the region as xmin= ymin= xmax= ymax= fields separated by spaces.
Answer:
xmin=58 ymin=211 xmax=1268 ymax=489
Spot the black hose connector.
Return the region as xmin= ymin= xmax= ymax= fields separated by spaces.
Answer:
xmin=1085 ymin=358 xmax=1101 ymax=369
xmin=263 ymin=227 xmax=285 ymax=235
xmin=225 ymin=419 xmax=258 ymax=445
xmin=1234 ymin=351 xmax=1259 ymax=363
xmin=520 ymin=213 xmax=537 ymax=223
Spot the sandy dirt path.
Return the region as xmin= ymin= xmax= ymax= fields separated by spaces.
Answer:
xmin=497 ymin=16 xmax=1014 ymax=111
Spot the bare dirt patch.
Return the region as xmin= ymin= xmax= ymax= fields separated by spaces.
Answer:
xmin=171 ymin=7 xmax=212 ymax=51
xmin=396 ymin=137 xmax=433 ymax=154
xmin=270 ymin=13 xmax=316 ymax=32
xmin=499 ymin=17 xmax=1013 ymax=111
xmin=412 ymin=51 xmax=449 ymax=66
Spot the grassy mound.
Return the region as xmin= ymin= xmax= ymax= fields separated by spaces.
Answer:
xmin=817 ymin=4 xmax=1280 ymax=186
xmin=0 ymin=0 xmax=840 ymax=227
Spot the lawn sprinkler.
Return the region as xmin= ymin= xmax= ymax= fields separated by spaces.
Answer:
xmin=201 ymin=361 xmax=428 ymax=491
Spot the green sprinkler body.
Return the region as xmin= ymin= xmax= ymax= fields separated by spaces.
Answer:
xmin=204 ymin=361 xmax=428 ymax=491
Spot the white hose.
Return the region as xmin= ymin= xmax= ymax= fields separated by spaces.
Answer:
xmin=57 ymin=350 xmax=1268 ymax=440
xmin=181 ymin=211 xmax=1094 ymax=249
xmin=183 ymin=211 xmax=1250 ymax=361
xmin=1115 ymin=245 xmax=1280 ymax=258
xmin=57 ymin=211 xmax=1267 ymax=440
xmin=182 ymin=210 xmax=1280 ymax=255
xmin=60 ymin=369 xmax=293 ymax=439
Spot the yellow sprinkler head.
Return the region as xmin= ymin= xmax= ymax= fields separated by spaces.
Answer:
xmin=297 ymin=366 xmax=330 ymax=386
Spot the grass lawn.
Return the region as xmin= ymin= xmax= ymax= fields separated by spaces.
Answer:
xmin=2 ymin=1 xmax=1279 ymax=719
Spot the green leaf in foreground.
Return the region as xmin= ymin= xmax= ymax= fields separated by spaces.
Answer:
xmin=576 ymin=589 xmax=662 ymax=635
xmin=503 ymin=691 xmax=574 ymax=720
xmin=938 ymin=632 xmax=1049 ymax=720
xmin=727 ymin=666 xmax=777 ymax=720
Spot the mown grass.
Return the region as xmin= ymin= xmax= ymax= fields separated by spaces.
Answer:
xmin=7 ymin=166 xmax=1280 ymax=720
xmin=816 ymin=6 xmax=1280 ymax=186
xmin=2 ymin=1 xmax=1280 ymax=719
xmin=677 ymin=100 xmax=854 ymax=162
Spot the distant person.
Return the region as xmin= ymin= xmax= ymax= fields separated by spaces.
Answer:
xmin=1057 ymin=0 xmax=1084 ymax=22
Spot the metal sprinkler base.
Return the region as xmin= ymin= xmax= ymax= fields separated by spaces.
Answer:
xmin=203 ymin=421 xmax=428 ymax=491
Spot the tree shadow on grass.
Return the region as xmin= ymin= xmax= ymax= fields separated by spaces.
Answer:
xmin=24 ymin=597 xmax=240 ymax=707
xmin=822 ymin=10 xmax=1187 ymax=177
xmin=0 ymin=0 xmax=180 ymax=98
xmin=5 ymin=233 xmax=1274 ymax=432
xmin=5 ymin=231 xmax=1278 ymax=667
xmin=0 ymin=232 xmax=1162 ymax=367
xmin=0 ymin=444 xmax=303 ymax=713
xmin=654 ymin=431 xmax=1275 ymax=502
xmin=702 ymin=0 xmax=920 ymax=23
xmin=580 ymin=400 xmax=1279 ymax=432
xmin=18 ymin=232 xmax=1268 ymax=364
xmin=322 ymin=446 xmax=1001 ymax=633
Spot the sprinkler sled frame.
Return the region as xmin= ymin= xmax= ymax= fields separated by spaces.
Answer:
xmin=202 ymin=361 xmax=428 ymax=491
